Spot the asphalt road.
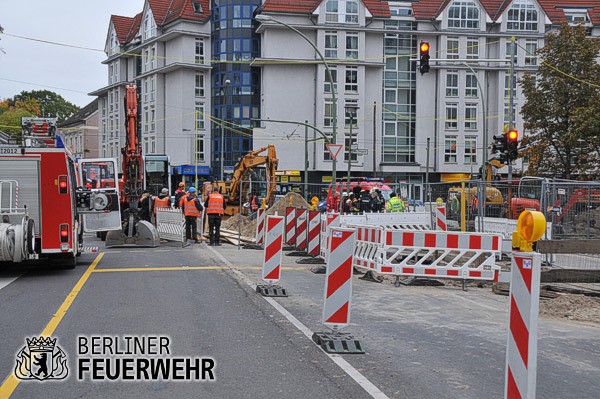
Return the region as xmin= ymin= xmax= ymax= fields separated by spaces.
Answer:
xmin=0 ymin=235 xmax=598 ymax=398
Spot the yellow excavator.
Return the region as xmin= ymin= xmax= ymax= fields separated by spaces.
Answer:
xmin=202 ymin=145 xmax=278 ymax=216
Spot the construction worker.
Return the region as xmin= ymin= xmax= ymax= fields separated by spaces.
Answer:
xmin=250 ymin=193 xmax=259 ymax=213
xmin=181 ymin=187 xmax=203 ymax=244
xmin=205 ymin=188 xmax=226 ymax=246
xmin=138 ymin=190 xmax=152 ymax=222
xmin=174 ymin=182 xmax=186 ymax=209
xmin=386 ymin=192 xmax=406 ymax=212
xmin=153 ymin=188 xmax=171 ymax=220
xmin=326 ymin=191 xmax=340 ymax=212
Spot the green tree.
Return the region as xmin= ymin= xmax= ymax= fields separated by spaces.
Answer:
xmin=14 ymin=90 xmax=80 ymax=124
xmin=0 ymin=107 xmax=34 ymax=136
xmin=520 ymin=23 xmax=600 ymax=179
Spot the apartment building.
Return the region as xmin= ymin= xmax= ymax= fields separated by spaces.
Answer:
xmin=58 ymin=99 xmax=100 ymax=159
xmin=94 ymin=0 xmax=600 ymax=194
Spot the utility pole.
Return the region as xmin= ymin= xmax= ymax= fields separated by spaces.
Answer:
xmin=304 ymin=120 xmax=308 ymax=199
xmin=507 ymin=37 xmax=516 ymax=219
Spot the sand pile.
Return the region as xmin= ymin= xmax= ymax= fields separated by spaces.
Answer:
xmin=539 ymin=293 xmax=600 ymax=324
xmin=221 ymin=192 xmax=310 ymax=237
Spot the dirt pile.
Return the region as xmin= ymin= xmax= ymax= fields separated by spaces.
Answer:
xmin=539 ymin=293 xmax=600 ymax=324
xmin=221 ymin=192 xmax=310 ymax=238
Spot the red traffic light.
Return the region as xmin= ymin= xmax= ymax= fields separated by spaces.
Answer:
xmin=507 ymin=129 xmax=518 ymax=141
xmin=420 ymin=42 xmax=430 ymax=53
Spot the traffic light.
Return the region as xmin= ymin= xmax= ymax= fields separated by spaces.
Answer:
xmin=507 ymin=128 xmax=519 ymax=160
xmin=419 ymin=42 xmax=430 ymax=75
xmin=491 ymin=133 xmax=508 ymax=163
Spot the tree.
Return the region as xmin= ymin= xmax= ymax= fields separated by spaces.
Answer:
xmin=14 ymin=90 xmax=79 ymax=123
xmin=0 ymin=108 xmax=34 ymax=137
xmin=520 ymin=23 xmax=600 ymax=179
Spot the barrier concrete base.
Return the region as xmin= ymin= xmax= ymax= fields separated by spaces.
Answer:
xmin=310 ymin=265 xmax=327 ymax=274
xmin=296 ymin=257 xmax=325 ymax=265
xmin=286 ymin=251 xmax=310 ymax=257
xmin=312 ymin=331 xmax=365 ymax=354
xmin=256 ymin=284 xmax=288 ymax=297
xmin=242 ymin=244 xmax=263 ymax=250
xmin=394 ymin=276 xmax=445 ymax=287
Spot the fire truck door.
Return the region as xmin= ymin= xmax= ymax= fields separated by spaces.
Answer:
xmin=78 ymin=158 xmax=121 ymax=232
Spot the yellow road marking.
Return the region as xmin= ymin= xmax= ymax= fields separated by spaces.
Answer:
xmin=0 ymin=252 xmax=104 ymax=398
xmin=92 ymin=265 xmax=308 ymax=273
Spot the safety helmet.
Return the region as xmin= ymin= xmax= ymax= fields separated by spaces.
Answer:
xmin=161 ymin=188 xmax=169 ymax=194
xmin=188 ymin=187 xmax=196 ymax=193
xmin=178 ymin=182 xmax=185 ymax=187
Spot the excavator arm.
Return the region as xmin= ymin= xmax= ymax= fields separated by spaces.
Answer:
xmin=227 ymin=144 xmax=278 ymax=205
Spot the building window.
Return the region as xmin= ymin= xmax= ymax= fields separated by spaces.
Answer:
xmin=504 ymin=74 xmax=517 ymax=99
xmin=465 ymin=73 xmax=478 ymax=97
xmin=446 ymin=71 xmax=459 ymax=97
xmin=504 ymin=103 xmax=516 ymax=125
xmin=525 ymin=39 xmax=537 ymax=66
xmin=447 ymin=0 xmax=480 ymax=29
xmin=505 ymin=41 xmax=517 ymax=60
xmin=346 ymin=32 xmax=359 ymax=59
xmin=565 ymin=10 xmax=591 ymax=25
xmin=345 ymin=66 xmax=358 ymax=93
xmin=150 ymin=106 xmax=155 ymax=133
xmin=195 ymin=73 xmax=205 ymax=97
xmin=325 ymin=31 xmax=338 ymax=58
xmin=196 ymin=137 xmax=205 ymax=162
xmin=344 ymin=136 xmax=358 ymax=161
xmin=151 ymin=138 xmax=156 ymax=154
xmin=192 ymin=1 xmax=203 ymax=14
xmin=507 ymin=0 xmax=538 ymax=31
xmin=325 ymin=0 xmax=358 ymax=24
xmin=324 ymin=100 xmax=334 ymax=128
xmin=344 ymin=99 xmax=359 ymax=127
xmin=195 ymin=38 xmax=204 ymax=64
xmin=445 ymin=104 xmax=458 ymax=130
xmin=324 ymin=67 xmax=337 ymax=94
xmin=466 ymin=37 xmax=478 ymax=59
xmin=464 ymin=103 xmax=477 ymax=130
xmin=143 ymin=11 xmax=156 ymax=40
xmin=195 ymin=102 xmax=205 ymax=130
xmin=150 ymin=46 xmax=156 ymax=69
xmin=447 ymin=37 xmax=459 ymax=59
xmin=109 ymin=29 xmax=119 ymax=55
xmin=464 ymin=136 xmax=477 ymax=164
xmin=444 ymin=136 xmax=458 ymax=163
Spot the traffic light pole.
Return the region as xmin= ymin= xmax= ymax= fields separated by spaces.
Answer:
xmin=507 ymin=38 xmax=517 ymax=219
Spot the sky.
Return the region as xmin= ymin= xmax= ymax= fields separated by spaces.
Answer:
xmin=0 ymin=0 xmax=145 ymax=108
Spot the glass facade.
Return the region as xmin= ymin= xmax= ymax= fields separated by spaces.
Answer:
xmin=382 ymin=22 xmax=417 ymax=164
xmin=211 ymin=0 xmax=261 ymax=177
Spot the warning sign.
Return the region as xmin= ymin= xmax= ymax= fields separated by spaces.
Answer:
xmin=325 ymin=144 xmax=343 ymax=160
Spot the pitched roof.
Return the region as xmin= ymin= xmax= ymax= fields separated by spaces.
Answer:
xmin=412 ymin=0 xmax=600 ymax=24
xmin=58 ymin=99 xmax=98 ymax=128
xmin=111 ymin=15 xmax=136 ymax=44
xmin=147 ymin=0 xmax=209 ymax=25
xmin=261 ymin=0 xmax=391 ymax=18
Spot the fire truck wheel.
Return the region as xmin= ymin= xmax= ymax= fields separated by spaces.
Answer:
xmin=26 ymin=219 xmax=36 ymax=255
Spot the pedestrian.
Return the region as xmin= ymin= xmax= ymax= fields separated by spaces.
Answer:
xmin=153 ymin=187 xmax=171 ymax=222
xmin=359 ymin=189 xmax=372 ymax=213
xmin=138 ymin=190 xmax=152 ymax=222
xmin=174 ymin=182 xmax=186 ymax=209
xmin=181 ymin=186 xmax=203 ymax=243
xmin=205 ymin=188 xmax=226 ymax=246
xmin=386 ymin=192 xmax=406 ymax=212
xmin=326 ymin=191 xmax=340 ymax=212
xmin=370 ymin=189 xmax=383 ymax=212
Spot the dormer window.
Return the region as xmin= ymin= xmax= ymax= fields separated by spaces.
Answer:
xmin=564 ymin=9 xmax=591 ymax=26
xmin=193 ymin=2 xmax=203 ymax=14
xmin=507 ymin=0 xmax=538 ymax=31
xmin=142 ymin=9 xmax=156 ymax=40
xmin=108 ymin=28 xmax=119 ymax=55
xmin=447 ymin=0 xmax=479 ymax=29
xmin=325 ymin=0 xmax=359 ymax=24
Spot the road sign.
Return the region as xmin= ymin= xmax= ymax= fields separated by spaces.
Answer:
xmin=354 ymin=149 xmax=368 ymax=155
xmin=350 ymin=144 xmax=359 ymax=150
xmin=326 ymin=144 xmax=343 ymax=160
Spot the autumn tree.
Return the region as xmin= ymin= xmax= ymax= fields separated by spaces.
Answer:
xmin=13 ymin=90 xmax=79 ymax=123
xmin=520 ymin=23 xmax=600 ymax=179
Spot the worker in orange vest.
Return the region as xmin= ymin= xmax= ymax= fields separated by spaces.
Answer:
xmin=153 ymin=188 xmax=171 ymax=223
xmin=205 ymin=188 xmax=226 ymax=246
xmin=181 ymin=186 xmax=203 ymax=244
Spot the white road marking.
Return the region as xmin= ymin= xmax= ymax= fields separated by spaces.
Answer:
xmin=0 ymin=274 xmax=22 ymax=291
xmin=206 ymin=246 xmax=390 ymax=399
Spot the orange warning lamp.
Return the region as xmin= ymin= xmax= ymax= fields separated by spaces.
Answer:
xmin=512 ymin=210 xmax=546 ymax=251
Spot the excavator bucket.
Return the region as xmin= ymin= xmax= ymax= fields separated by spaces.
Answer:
xmin=105 ymin=220 xmax=160 ymax=248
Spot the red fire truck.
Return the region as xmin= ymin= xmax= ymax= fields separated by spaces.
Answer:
xmin=0 ymin=118 xmax=118 ymax=266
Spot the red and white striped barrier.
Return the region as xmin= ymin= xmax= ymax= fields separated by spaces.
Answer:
xmin=295 ymin=208 xmax=308 ymax=250
xmin=322 ymin=227 xmax=356 ymax=329
xmin=255 ymin=208 xmax=266 ymax=246
xmin=353 ymin=225 xmax=383 ymax=271
xmin=320 ymin=212 xmax=340 ymax=261
xmin=436 ymin=204 xmax=447 ymax=231
xmin=380 ymin=230 xmax=502 ymax=280
xmin=505 ymin=253 xmax=541 ymax=399
xmin=261 ymin=215 xmax=285 ymax=283
xmin=307 ymin=211 xmax=321 ymax=256
xmin=285 ymin=207 xmax=296 ymax=246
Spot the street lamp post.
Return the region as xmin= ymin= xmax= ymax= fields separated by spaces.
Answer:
xmin=344 ymin=104 xmax=359 ymax=189
xmin=220 ymin=79 xmax=231 ymax=181
xmin=255 ymin=14 xmax=338 ymax=193
xmin=194 ymin=111 xmax=199 ymax=189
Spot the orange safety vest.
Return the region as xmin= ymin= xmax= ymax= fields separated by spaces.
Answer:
xmin=207 ymin=193 xmax=224 ymax=215
xmin=154 ymin=196 xmax=170 ymax=214
xmin=183 ymin=196 xmax=201 ymax=217
xmin=251 ymin=196 xmax=259 ymax=211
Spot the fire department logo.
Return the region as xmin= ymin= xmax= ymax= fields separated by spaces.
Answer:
xmin=15 ymin=337 xmax=68 ymax=381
